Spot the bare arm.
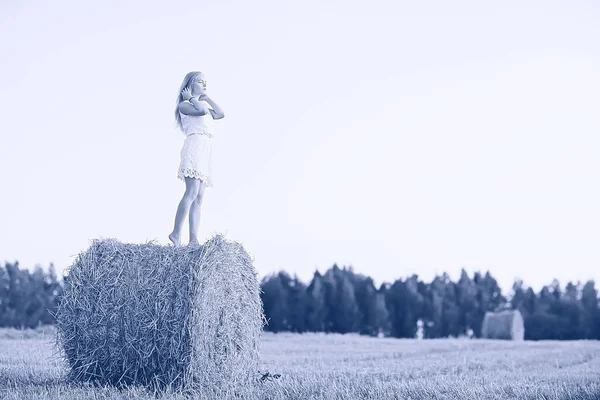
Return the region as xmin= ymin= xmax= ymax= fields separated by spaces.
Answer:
xmin=178 ymin=99 xmax=210 ymax=116
xmin=203 ymin=96 xmax=225 ymax=120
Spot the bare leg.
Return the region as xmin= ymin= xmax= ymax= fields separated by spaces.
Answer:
xmin=188 ymin=180 xmax=206 ymax=246
xmin=169 ymin=177 xmax=200 ymax=246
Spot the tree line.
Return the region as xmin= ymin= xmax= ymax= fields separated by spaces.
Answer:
xmin=1 ymin=261 xmax=599 ymax=340
xmin=260 ymin=265 xmax=600 ymax=340
xmin=0 ymin=262 xmax=62 ymax=328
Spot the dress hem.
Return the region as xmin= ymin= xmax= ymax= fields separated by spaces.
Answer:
xmin=177 ymin=170 xmax=213 ymax=187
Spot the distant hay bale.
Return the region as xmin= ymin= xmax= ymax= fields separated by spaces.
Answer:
xmin=481 ymin=309 xmax=525 ymax=340
xmin=53 ymin=234 xmax=266 ymax=395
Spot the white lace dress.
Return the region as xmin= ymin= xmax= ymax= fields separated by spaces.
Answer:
xmin=177 ymin=101 xmax=215 ymax=187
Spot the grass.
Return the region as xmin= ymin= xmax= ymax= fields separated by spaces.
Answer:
xmin=1 ymin=327 xmax=599 ymax=399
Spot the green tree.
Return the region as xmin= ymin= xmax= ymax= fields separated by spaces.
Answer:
xmin=325 ymin=265 xmax=361 ymax=334
xmin=285 ymin=274 xmax=308 ymax=333
xmin=385 ymin=275 xmax=425 ymax=338
xmin=305 ymin=271 xmax=330 ymax=332
xmin=457 ymin=269 xmax=478 ymax=336
xmin=473 ymin=271 xmax=505 ymax=337
xmin=260 ymin=273 xmax=289 ymax=332
xmin=510 ymin=279 xmax=529 ymax=318
xmin=354 ymin=276 xmax=388 ymax=336
xmin=581 ymin=280 xmax=598 ymax=339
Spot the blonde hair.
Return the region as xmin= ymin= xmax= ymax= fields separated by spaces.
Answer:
xmin=174 ymin=71 xmax=204 ymax=130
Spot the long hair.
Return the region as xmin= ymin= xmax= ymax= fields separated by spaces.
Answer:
xmin=174 ymin=71 xmax=203 ymax=130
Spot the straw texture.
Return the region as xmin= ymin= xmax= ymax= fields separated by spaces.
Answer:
xmin=481 ymin=309 xmax=525 ymax=341
xmin=53 ymin=234 xmax=266 ymax=396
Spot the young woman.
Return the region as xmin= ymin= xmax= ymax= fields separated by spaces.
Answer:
xmin=169 ymin=71 xmax=225 ymax=247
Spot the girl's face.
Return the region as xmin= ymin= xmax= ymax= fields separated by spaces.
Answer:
xmin=191 ymin=74 xmax=207 ymax=96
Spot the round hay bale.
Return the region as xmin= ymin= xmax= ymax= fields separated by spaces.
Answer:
xmin=53 ymin=233 xmax=266 ymax=395
xmin=481 ymin=309 xmax=525 ymax=340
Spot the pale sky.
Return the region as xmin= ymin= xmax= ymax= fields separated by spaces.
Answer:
xmin=1 ymin=0 xmax=599 ymax=293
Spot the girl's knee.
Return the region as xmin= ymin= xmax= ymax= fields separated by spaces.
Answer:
xmin=184 ymin=190 xmax=199 ymax=201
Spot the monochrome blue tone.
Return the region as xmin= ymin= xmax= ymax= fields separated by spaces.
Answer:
xmin=0 ymin=0 xmax=599 ymax=292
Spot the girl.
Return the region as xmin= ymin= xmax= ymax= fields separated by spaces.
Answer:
xmin=169 ymin=71 xmax=225 ymax=247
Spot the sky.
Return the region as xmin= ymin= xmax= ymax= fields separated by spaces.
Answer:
xmin=1 ymin=0 xmax=599 ymax=294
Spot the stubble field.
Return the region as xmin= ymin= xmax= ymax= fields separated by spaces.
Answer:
xmin=0 ymin=328 xmax=599 ymax=400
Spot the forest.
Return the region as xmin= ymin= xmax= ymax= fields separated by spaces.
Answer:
xmin=1 ymin=261 xmax=598 ymax=341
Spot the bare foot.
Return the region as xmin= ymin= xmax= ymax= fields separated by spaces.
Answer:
xmin=168 ymin=232 xmax=181 ymax=247
xmin=188 ymin=238 xmax=200 ymax=247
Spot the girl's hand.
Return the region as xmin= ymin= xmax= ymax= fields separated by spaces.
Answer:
xmin=181 ymin=87 xmax=193 ymax=101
